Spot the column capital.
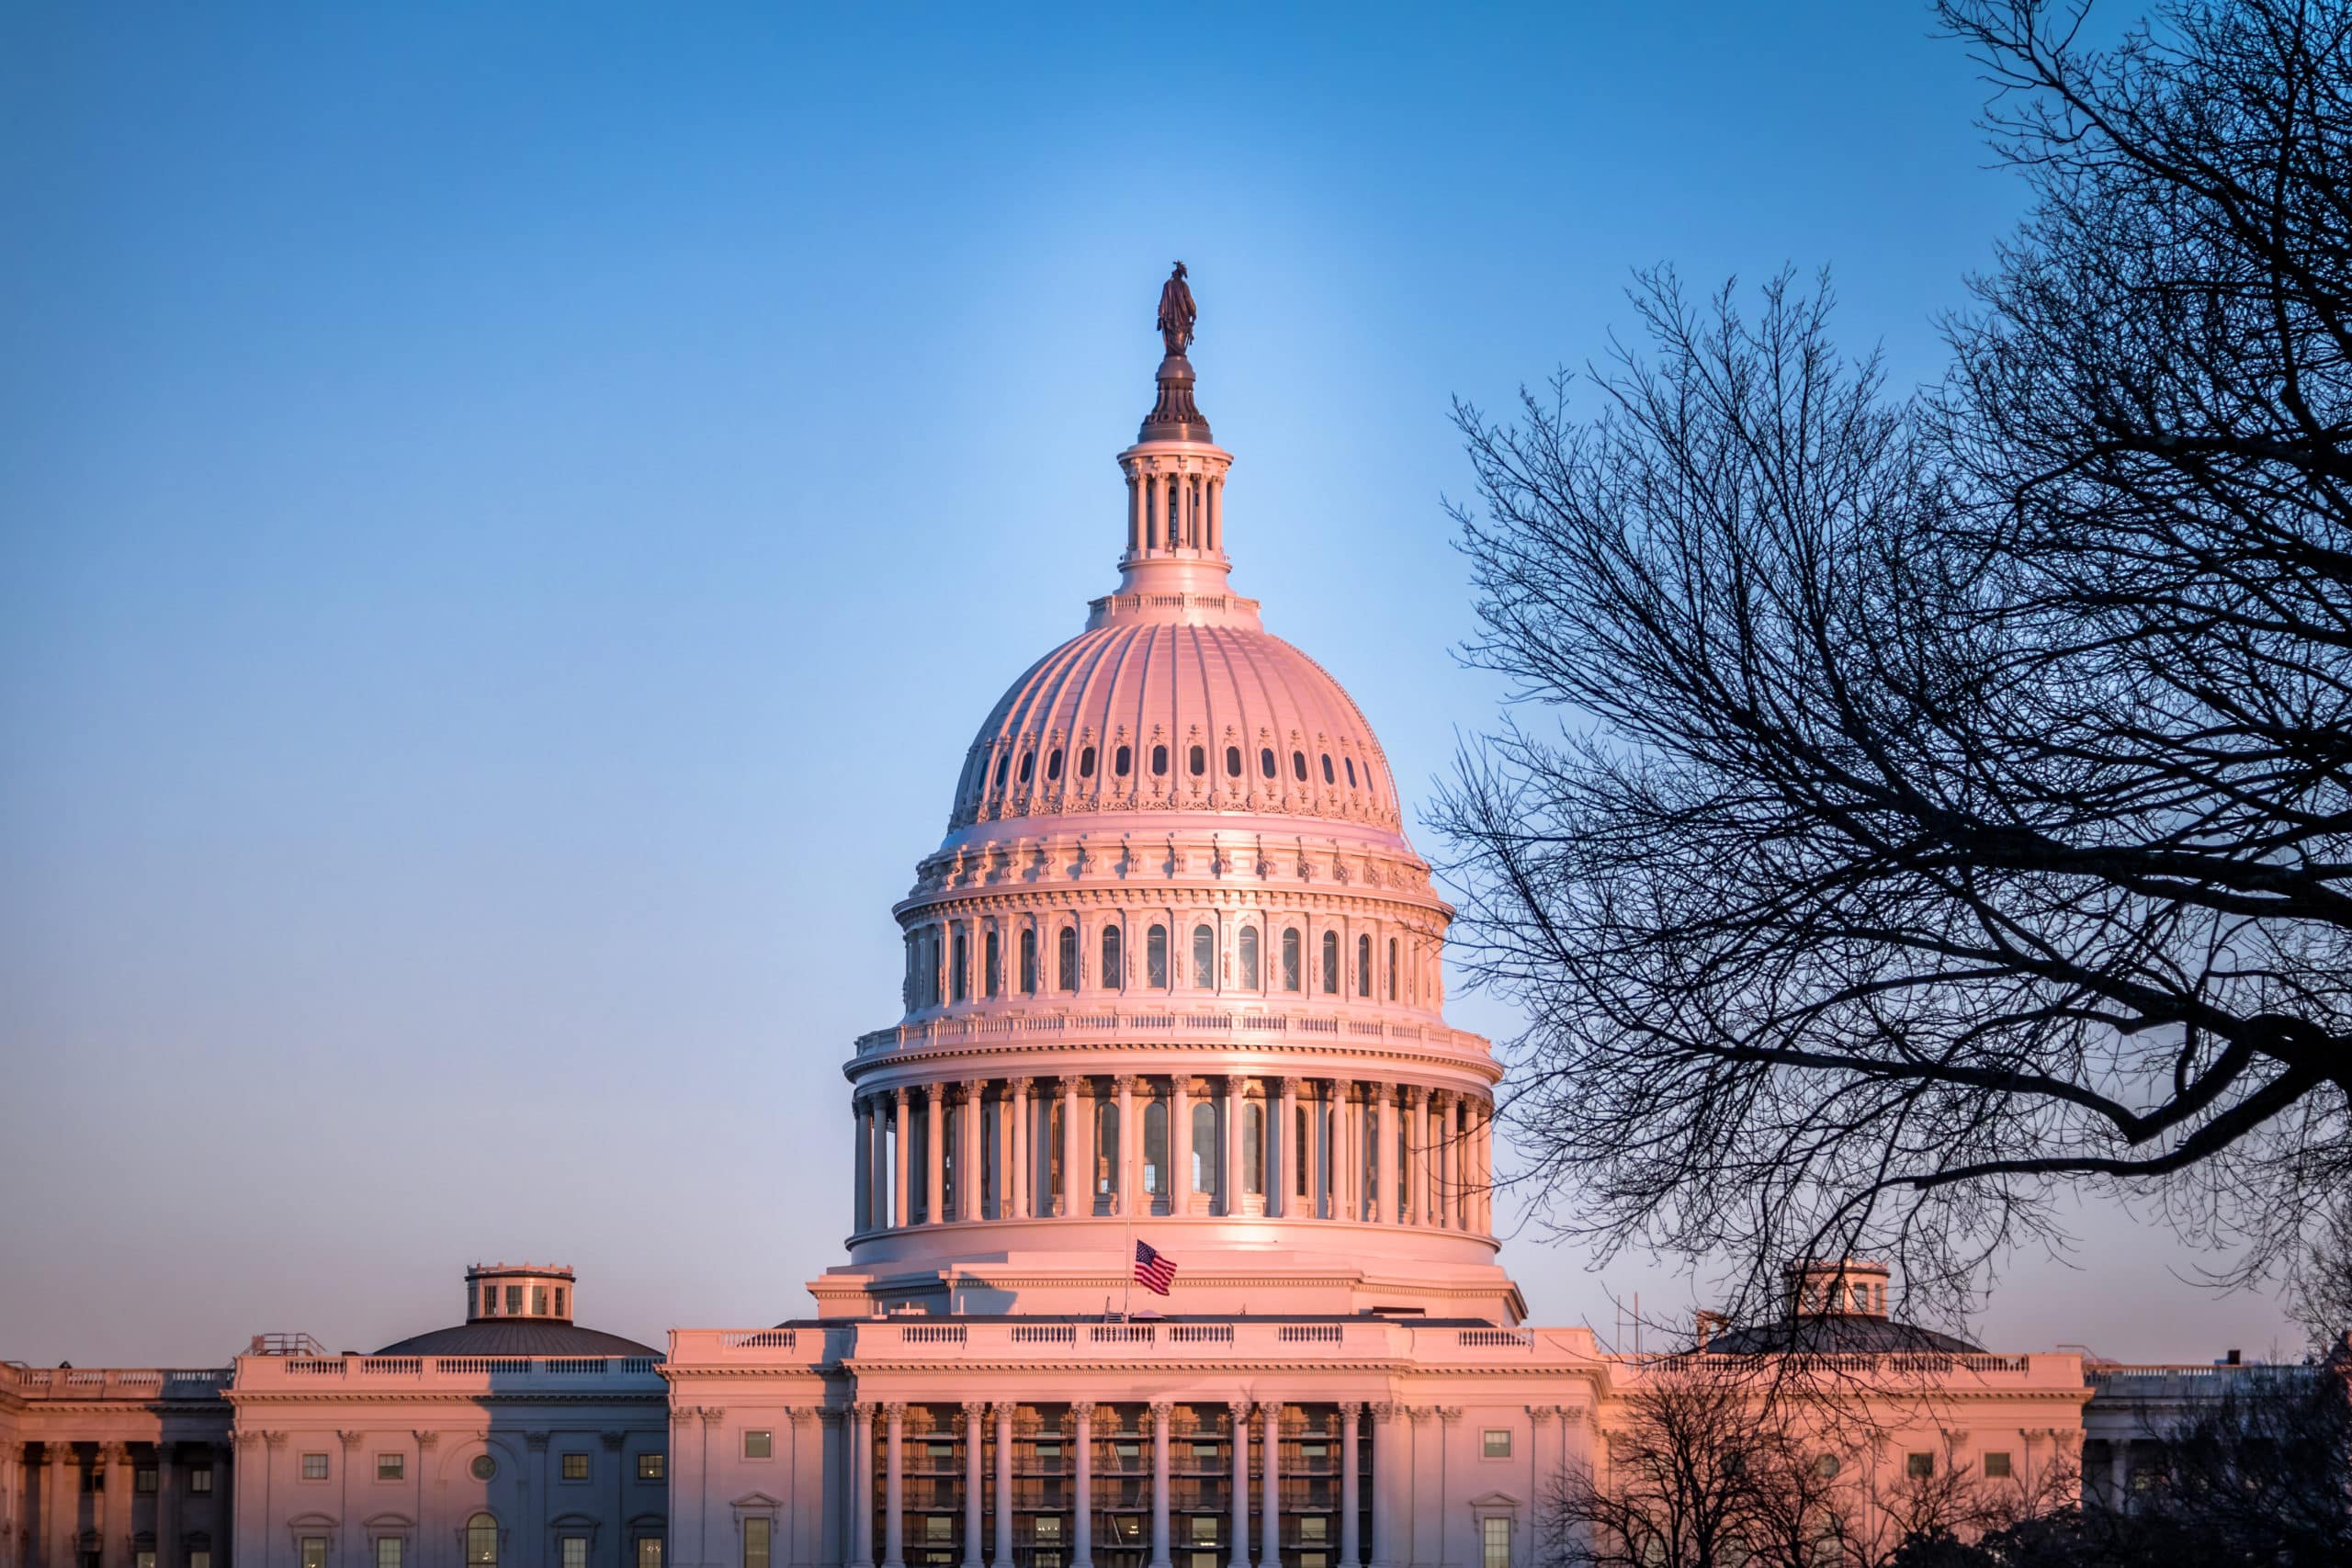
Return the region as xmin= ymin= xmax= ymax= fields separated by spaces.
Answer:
xmin=697 ymin=1406 xmax=726 ymax=1424
xmin=992 ymin=1402 xmax=1019 ymax=1422
xmin=1113 ymin=1074 xmax=1139 ymax=1092
xmin=1407 ymin=1084 xmax=1429 ymax=1106
xmin=337 ymin=1430 xmax=363 ymax=1451
xmin=1276 ymin=1077 xmax=1301 ymax=1096
xmin=961 ymin=1401 xmax=989 ymax=1419
xmin=882 ymin=1402 xmax=907 ymax=1421
xmin=1148 ymin=1401 xmax=1173 ymax=1423
xmin=1370 ymin=1402 xmax=1400 ymax=1423
xmin=818 ymin=1408 xmax=848 ymax=1428
xmin=601 ymin=1430 xmax=628 ymax=1449
xmin=894 ymin=1085 xmax=911 ymax=1107
xmin=1227 ymin=1400 xmax=1252 ymax=1419
xmin=1337 ymin=1402 xmax=1363 ymax=1419
xmin=1061 ymin=1074 xmax=1085 ymax=1093
xmin=1436 ymin=1406 xmax=1463 ymax=1424
xmin=670 ymin=1409 xmax=695 ymax=1430
xmin=1069 ymin=1401 xmax=1097 ymax=1421
xmin=785 ymin=1408 xmax=817 ymax=1427
xmin=1007 ymin=1076 xmax=1032 ymax=1095
xmin=1224 ymin=1074 xmax=1248 ymax=1095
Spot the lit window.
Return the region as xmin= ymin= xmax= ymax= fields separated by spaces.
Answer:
xmin=1321 ymin=753 xmax=1335 ymax=784
xmin=135 ymin=1467 xmax=157 ymax=1494
xmin=1101 ymin=924 xmax=1123 ymax=990
xmin=637 ymin=1540 xmax=663 ymax=1568
xmin=378 ymin=1454 xmax=404 ymax=1482
xmin=1300 ymin=1517 xmax=1326 ymax=1540
xmin=637 ymin=1454 xmax=665 ymax=1483
xmin=1152 ymin=744 xmax=1169 ymax=776
xmin=924 ymin=1517 xmax=953 ymax=1543
xmin=1984 ymin=1451 xmax=2012 ymax=1479
xmin=743 ymin=1517 xmax=770 ymax=1568
xmin=1057 ymin=926 xmax=1078 ymax=991
xmin=1238 ymin=927 xmax=1260 ymax=989
xmin=1292 ymin=750 xmax=1306 ymax=781
xmin=192 ymin=1554 xmax=212 ymax=1568
xmin=1148 ymin=925 xmax=1170 ymax=989
xmin=1189 ymin=744 xmax=1205 ymax=776
xmin=1190 ymin=1516 xmax=1217 ymax=1543
xmin=1080 ymin=746 xmax=1096 ymax=778
xmin=561 ymin=1453 xmax=589 ymax=1483
xmin=742 ymin=1431 xmax=772 ymax=1460
xmin=1482 ymin=1429 xmax=1511 ymax=1460
xmin=1481 ymin=1517 xmax=1510 ymax=1568
xmin=302 ymin=1540 xmax=329 ymax=1568
xmin=1115 ymin=745 xmax=1132 ymax=777
xmin=1193 ymin=924 xmax=1216 ymax=988
xmin=1225 ymin=745 xmax=1241 ymax=776
xmin=561 ymin=1540 xmax=587 ymax=1568
xmin=1357 ymin=934 xmax=1372 ymax=997
xmin=378 ymin=1540 xmax=404 ymax=1568
xmin=301 ymin=1453 xmax=329 ymax=1482
xmin=1282 ymin=929 xmax=1302 ymax=991
xmin=1046 ymin=749 xmax=1063 ymax=782
xmin=1321 ymin=931 xmax=1340 ymax=994
xmin=189 ymin=1469 xmax=213 ymax=1495
xmin=136 ymin=1552 xmax=155 ymax=1568
xmin=1906 ymin=1452 xmax=1933 ymax=1479
xmin=468 ymin=1522 xmax=499 ymax=1568
xmin=1260 ymin=747 xmax=1276 ymax=778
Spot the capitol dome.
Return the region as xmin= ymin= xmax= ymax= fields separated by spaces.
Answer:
xmin=815 ymin=273 xmax=1518 ymax=1325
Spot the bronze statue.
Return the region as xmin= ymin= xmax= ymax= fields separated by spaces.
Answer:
xmin=1156 ymin=262 xmax=1196 ymax=355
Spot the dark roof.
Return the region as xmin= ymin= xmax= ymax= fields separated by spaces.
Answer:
xmin=1703 ymin=1316 xmax=1984 ymax=1356
xmin=373 ymin=1322 xmax=661 ymax=1358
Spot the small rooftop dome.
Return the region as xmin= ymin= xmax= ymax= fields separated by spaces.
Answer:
xmin=467 ymin=1261 xmax=575 ymax=1324
xmin=1702 ymin=1258 xmax=1984 ymax=1356
xmin=1785 ymin=1258 xmax=1891 ymax=1320
xmin=372 ymin=1261 xmax=660 ymax=1359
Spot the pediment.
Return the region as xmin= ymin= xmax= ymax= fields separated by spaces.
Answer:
xmin=1468 ymin=1492 xmax=1522 ymax=1508
xmin=361 ymin=1515 xmax=416 ymax=1532
xmin=730 ymin=1492 xmax=784 ymax=1511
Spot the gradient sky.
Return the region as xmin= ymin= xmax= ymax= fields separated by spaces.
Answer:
xmin=0 ymin=2 xmax=2296 ymax=1366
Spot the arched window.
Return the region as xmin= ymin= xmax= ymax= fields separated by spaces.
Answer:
xmin=1193 ymin=923 xmax=1216 ymax=988
xmin=467 ymin=1517 xmax=498 ymax=1568
xmin=1387 ymin=937 xmax=1398 ymax=1001
xmin=1226 ymin=745 xmax=1242 ymax=776
xmin=1080 ymin=746 xmax=1097 ymax=778
xmin=1321 ymin=753 xmax=1336 ymax=784
xmin=1101 ymin=924 xmax=1123 ymax=990
xmin=1292 ymin=750 xmax=1307 ymax=782
xmin=994 ymin=755 xmax=1010 ymax=788
xmin=1057 ymin=926 xmax=1078 ymax=992
xmin=1115 ymin=745 xmax=1132 ymax=777
xmin=1019 ymin=751 xmax=1035 ymax=784
xmin=1358 ymin=934 xmax=1373 ymax=998
xmin=1261 ymin=747 xmax=1277 ymax=779
xmin=1243 ymin=1100 xmax=1265 ymax=1195
xmin=1046 ymin=749 xmax=1063 ymax=782
xmin=1238 ymin=926 xmax=1261 ymax=990
xmin=1152 ymin=744 xmax=1170 ymax=777
xmin=1019 ymin=930 xmax=1037 ymax=995
xmin=1322 ymin=931 xmax=1340 ymax=994
xmin=985 ymin=929 xmax=1001 ymax=998
xmin=1192 ymin=1101 xmax=1219 ymax=1201
xmin=952 ymin=931 xmax=968 ymax=1002
xmin=1188 ymin=745 xmax=1206 ymax=776
xmin=1147 ymin=924 xmax=1170 ymax=989
xmin=1281 ymin=929 xmax=1302 ymax=992
xmin=1094 ymin=1099 xmax=1119 ymax=1197
xmin=1144 ymin=1099 xmax=1169 ymax=1198
xmin=1345 ymin=756 xmax=1358 ymax=787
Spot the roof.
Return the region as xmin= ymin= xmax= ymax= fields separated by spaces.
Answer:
xmin=373 ymin=1321 xmax=661 ymax=1358
xmin=1702 ymin=1316 xmax=1984 ymax=1356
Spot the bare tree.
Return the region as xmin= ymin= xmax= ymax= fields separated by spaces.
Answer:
xmin=1438 ymin=0 xmax=2352 ymax=1318
xmin=2287 ymin=1195 xmax=2352 ymax=1354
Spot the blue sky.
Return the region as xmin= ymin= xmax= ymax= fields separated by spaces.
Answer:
xmin=0 ymin=2 xmax=2290 ymax=1363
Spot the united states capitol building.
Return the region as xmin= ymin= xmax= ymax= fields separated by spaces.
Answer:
xmin=0 ymin=280 xmax=2272 ymax=1568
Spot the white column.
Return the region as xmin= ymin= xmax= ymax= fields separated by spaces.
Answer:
xmin=962 ymin=1404 xmax=984 ymax=1568
xmin=1374 ymin=1088 xmax=1396 ymax=1224
xmin=1367 ymin=1406 xmax=1398 ymax=1568
xmin=1061 ymin=1077 xmax=1083 ymax=1217
xmin=1224 ymin=1077 xmax=1247 ymax=1216
xmin=1148 ymin=1403 xmax=1171 ymax=1568
xmin=1227 ymin=1404 xmax=1250 ymax=1568
xmin=961 ymin=1081 xmax=984 ymax=1221
xmin=851 ymin=1407 xmax=876 ymax=1568
xmin=892 ymin=1089 xmax=911 ymax=1230
xmin=883 ymin=1404 xmax=906 ymax=1568
xmin=1339 ymin=1405 xmax=1361 ymax=1568
xmin=854 ymin=1101 xmax=874 ymax=1234
xmin=991 ymin=1404 xmax=1015 ymax=1568
xmin=1010 ymin=1079 xmax=1031 ymax=1220
xmin=1432 ymin=1092 xmax=1453 ymax=1230
xmin=1170 ymin=1077 xmax=1192 ymax=1214
xmin=1071 ymin=1404 xmax=1095 ymax=1568
xmin=926 ymin=1089 xmax=946 ymax=1225
xmin=1405 ymin=1088 xmax=1427 ymax=1226
xmin=1258 ymin=1404 xmax=1281 ymax=1568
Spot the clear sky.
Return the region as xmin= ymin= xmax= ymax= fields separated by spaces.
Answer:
xmin=0 ymin=2 xmax=2296 ymax=1365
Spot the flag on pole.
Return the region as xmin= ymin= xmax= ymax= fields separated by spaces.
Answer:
xmin=1133 ymin=1239 xmax=1177 ymax=1296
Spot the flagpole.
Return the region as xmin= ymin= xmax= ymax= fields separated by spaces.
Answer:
xmin=1122 ymin=1191 xmax=1134 ymax=1321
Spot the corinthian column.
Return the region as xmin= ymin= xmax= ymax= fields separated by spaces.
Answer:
xmin=1071 ymin=1404 xmax=1096 ymax=1568
xmin=961 ymin=1404 xmax=985 ymax=1568
xmin=1170 ymin=1076 xmax=1192 ymax=1214
xmin=991 ymin=1404 xmax=1015 ymax=1568
xmin=1061 ymin=1077 xmax=1084 ymax=1218
xmin=925 ymin=1088 xmax=946 ymax=1225
xmin=1275 ymin=1078 xmax=1299 ymax=1218
xmin=1338 ymin=1404 xmax=1362 ymax=1568
xmin=1227 ymin=1404 xmax=1250 ymax=1568
xmin=892 ymin=1089 xmax=911 ymax=1230
xmin=882 ymin=1404 xmax=906 ymax=1568
xmin=1148 ymin=1403 xmax=1172 ymax=1568
xmin=1258 ymin=1404 xmax=1282 ymax=1568
xmin=1115 ymin=1075 xmax=1138 ymax=1216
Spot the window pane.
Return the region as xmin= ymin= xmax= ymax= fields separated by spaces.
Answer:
xmin=1192 ymin=924 xmax=1215 ymax=988
xmin=742 ymin=1519 xmax=770 ymax=1568
xmin=1147 ymin=925 xmax=1169 ymax=989
xmin=1358 ymin=934 xmax=1372 ymax=997
xmin=189 ymin=1470 xmax=213 ymax=1495
xmin=1482 ymin=1518 xmax=1510 ymax=1568
xmin=561 ymin=1453 xmax=588 ymax=1482
xmin=1482 ymin=1430 xmax=1511 ymax=1459
xmin=301 ymin=1454 xmax=329 ymax=1482
xmin=1281 ymin=930 xmax=1300 ymax=991
xmin=378 ymin=1454 xmax=404 ymax=1482
xmin=1321 ymin=932 xmax=1340 ymax=993
xmin=1057 ymin=927 xmax=1078 ymax=991
xmin=637 ymin=1540 xmax=663 ymax=1568
xmin=1192 ymin=1102 xmax=1219 ymax=1199
xmin=1243 ymin=1102 xmax=1264 ymax=1194
xmin=1101 ymin=925 xmax=1122 ymax=990
xmin=1020 ymin=931 xmax=1037 ymax=993
xmin=638 ymin=1454 xmax=666 ymax=1482
xmin=302 ymin=1542 xmax=328 ymax=1568
xmin=743 ymin=1431 xmax=772 ymax=1460
xmin=1984 ymin=1451 xmax=2012 ymax=1478
xmin=378 ymin=1540 xmax=403 ymax=1568
xmin=468 ymin=1517 xmax=499 ymax=1568
xmin=1238 ymin=927 xmax=1259 ymax=989
xmin=562 ymin=1541 xmax=586 ymax=1568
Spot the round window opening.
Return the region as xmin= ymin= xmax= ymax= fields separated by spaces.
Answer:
xmin=470 ymin=1454 xmax=497 ymax=1482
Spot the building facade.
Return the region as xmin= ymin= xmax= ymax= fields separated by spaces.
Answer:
xmin=1 ymin=287 xmax=2279 ymax=1568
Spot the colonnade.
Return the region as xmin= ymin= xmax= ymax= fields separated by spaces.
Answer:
xmin=9 ymin=1440 xmax=230 ymax=1568
xmin=850 ymin=1074 xmax=1493 ymax=1239
xmin=1124 ymin=465 xmax=1224 ymax=558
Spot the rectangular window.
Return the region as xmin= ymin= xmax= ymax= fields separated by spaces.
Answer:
xmin=561 ymin=1453 xmax=589 ymax=1483
xmin=1189 ymin=1517 xmax=1217 ymax=1544
xmin=378 ymin=1454 xmax=405 ymax=1483
xmin=1481 ymin=1429 xmax=1512 ymax=1460
xmin=192 ymin=1554 xmax=212 ymax=1568
xmin=189 ymin=1469 xmax=214 ymax=1495
xmin=742 ymin=1430 xmax=772 ymax=1460
xmin=300 ymin=1453 xmax=330 ymax=1482
xmin=742 ymin=1517 xmax=770 ymax=1568
xmin=378 ymin=1540 xmax=404 ymax=1568
xmin=135 ymin=1467 xmax=158 ymax=1494
xmin=532 ymin=1285 xmax=548 ymax=1316
xmin=137 ymin=1552 xmax=156 ymax=1568
xmin=505 ymin=1285 xmax=523 ymax=1314
xmin=1299 ymin=1517 xmax=1327 ymax=1540
xmin=638 ymin=1453 xmax=666 ymax=1482
xmin=302 ymin=1540 xmax=329 ymax=1568
xmin=924 ymin=1517 xmax=953 ymax=1543
xmin=561 ymin=1540 xmax=587 ymax=1568
xmin=1481 ymin=1518 xmax=1510 ymax=1568
xmin=1983 ymin=1451 xmax=2012 ymax=1479
xmin=1906 ymin=1452 xmax=1934 ymax=1479
xmin=637 ymin=1540 xmax=663 ymax=1568
xmin=554 ymin=1288 xmax=566 ymax=1317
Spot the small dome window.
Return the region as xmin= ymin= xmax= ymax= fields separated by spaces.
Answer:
xmin=1260 ymin=748 xmax=1276 ymax=779
xmin=1046 ymin=748 xmax=1063 ymax=782
xmin=1019 ymin=752 xmax=1035 ymax=785
xmin=1345 ymin=756 xmax=1357 ymax=787
xmin=1188 ymin=745 xmax=1205 ymax=776
xmin=1152 ymin=744 xmax=1170 ymax=776
xmin=1321 ymin=753 xmax=1336 ymax=784
xmin=1080 ymin=746 xmax=1097 ymax=778
xmin=1292 ymin=750 xmax=1307 ymax=782
xmin=1115 ymin=744 xmax=1132 ymax=777
xmin=1226 ymin=745 xmax=1242 ymax=776
xmin=994 ymin=755 xmax=1009 ymax=789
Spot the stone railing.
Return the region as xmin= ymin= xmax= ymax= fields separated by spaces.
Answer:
xmin=6 ymin=1367 xmax=231 ymax=1401
xmin=2085 ymin=1362 xmax=2312 ymax=1395
xmin=671 ymin=1320 xmax=1603 ymax=1370
xmin=232 ymin=1355 xmax=665 ymax=1393
xmin=854 ymin=1006 xmax=1489 ymax=1060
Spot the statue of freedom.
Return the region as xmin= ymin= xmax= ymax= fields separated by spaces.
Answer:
xmin=1157 ymin=262 xmax=1197 ymax=355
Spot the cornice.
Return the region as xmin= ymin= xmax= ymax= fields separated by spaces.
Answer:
xmin=843 ymin=1035 xmax=1502 ymax=1089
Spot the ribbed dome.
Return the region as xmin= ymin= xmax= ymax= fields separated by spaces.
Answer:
xmin=950 ymin=617 xmax=1400 ymax=834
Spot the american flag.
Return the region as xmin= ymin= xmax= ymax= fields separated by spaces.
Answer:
xmin=1133 ymin=1239 xmax=1177 ymax=1296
